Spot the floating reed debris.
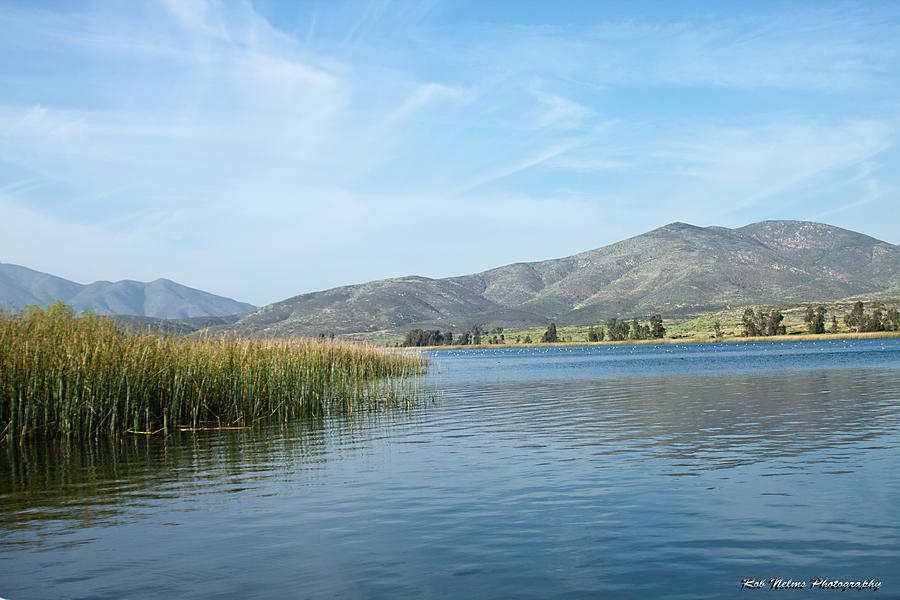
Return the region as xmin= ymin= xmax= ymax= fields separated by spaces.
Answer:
xmin=178 ymin=426 xmax=250 ymax=431
xmin=0 ymin=303 xmax=425 ymax=443
xmin=125 ymin=427 xmax=167 ymax=435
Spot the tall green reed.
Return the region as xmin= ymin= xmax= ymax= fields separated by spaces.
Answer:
xmin=0 ymin=303 xmax=425 ymax=443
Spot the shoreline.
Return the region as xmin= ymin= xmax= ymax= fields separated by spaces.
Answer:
xmin=405 ymin=330 xmax=900 ymax=351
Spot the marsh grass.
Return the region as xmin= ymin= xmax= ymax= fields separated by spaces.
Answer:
xmin=0 ymin=303 xmax=425 ymax=443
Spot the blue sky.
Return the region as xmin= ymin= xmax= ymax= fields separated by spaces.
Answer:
xmin=1 ymin=0 xmax=898 ymax=306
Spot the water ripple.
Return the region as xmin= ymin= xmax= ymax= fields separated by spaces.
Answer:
xmin=1 ymin=339 xmax=899 ymax=598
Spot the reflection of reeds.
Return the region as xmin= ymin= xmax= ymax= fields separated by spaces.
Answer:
xmin=0 ymin=303 xmax=425 ymax=443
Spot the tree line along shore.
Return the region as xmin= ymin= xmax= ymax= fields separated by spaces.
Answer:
xmin=0 ymin=303 xmax=425 ymax=444
xmin=399 ymin=300 xmax=900 ymax=348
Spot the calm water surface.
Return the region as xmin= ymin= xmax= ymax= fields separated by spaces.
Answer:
xmin=2 ymin=339 xmax=899 ymax=598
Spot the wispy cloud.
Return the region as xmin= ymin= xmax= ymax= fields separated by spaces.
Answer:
xmin=448 ymin=140 xmax=583 ymax=197
xmin=648 ymin=119 xmax=893 ymax=216
xmin=0 ymin=178 xmax=42 ymax=195
xmin=533 ymin=93 xmax=594 ymax=130
xmin=545 ymin=157 xmax=631 ymax=173
xmin=449 ymin=6 xmax=900 ymax=92
xmin=1 ymin=1 xmax=899 ymax=303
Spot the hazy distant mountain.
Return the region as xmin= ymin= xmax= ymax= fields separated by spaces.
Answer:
xmin=212 ymin=220 xmax=900 ymax=337
xmin=0 ymin=263 xmax=257 ymax=318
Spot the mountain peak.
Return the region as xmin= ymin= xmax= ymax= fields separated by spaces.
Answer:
xmin=657 ymin=221 xmax=700 ymax=231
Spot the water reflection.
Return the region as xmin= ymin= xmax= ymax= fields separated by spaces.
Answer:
xmin=2 ymin=422 xmax=315 ymax=544
xmin=428 ymin=365 xmax=900 ymax=473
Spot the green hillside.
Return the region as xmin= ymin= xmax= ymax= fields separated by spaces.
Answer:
xmin=206 ymin=220 xmax=900 ymax=340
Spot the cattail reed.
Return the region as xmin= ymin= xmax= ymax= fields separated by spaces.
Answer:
xmin=0 ymin=303 xmax=425 ymax=443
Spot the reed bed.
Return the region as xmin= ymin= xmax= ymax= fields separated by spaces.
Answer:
xmin=0 ymin=303 xmax=425 ymax=443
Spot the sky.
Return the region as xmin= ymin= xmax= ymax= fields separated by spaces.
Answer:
xmin=1 ymin=0 xmax=899 ymax=306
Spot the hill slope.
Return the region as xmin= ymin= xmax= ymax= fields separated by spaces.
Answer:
xmin=0 ymin=263 xmax=257 ymax=318
xmin=212 ymin=220 xmax=900 ymax=338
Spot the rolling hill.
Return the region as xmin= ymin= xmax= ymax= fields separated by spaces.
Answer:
xmin=0 ymin=263 xmax=257 ymax=318
xmin=211 ymin=220 xmax=900 ymax=338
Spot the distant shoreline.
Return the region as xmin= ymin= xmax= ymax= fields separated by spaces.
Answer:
xmin=405 ymin=331 xmax=900 ymax=351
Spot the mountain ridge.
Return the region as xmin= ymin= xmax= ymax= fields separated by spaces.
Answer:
xmin=0 ymin=263 xmax=257 ymax=319
xmin=210 ymin=220 xmax=899 ymax=337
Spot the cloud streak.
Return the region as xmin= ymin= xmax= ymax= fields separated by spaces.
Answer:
xmin=0 ymin=1 xmax=898 ymax=304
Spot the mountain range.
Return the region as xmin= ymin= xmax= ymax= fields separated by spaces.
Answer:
xmin=207 ymin=220 xmax=900 ymax=338
xmin=0 ymin=263 xmax=256 ymax=319
xmin=4 ymin=220 xmax=898 ymax=337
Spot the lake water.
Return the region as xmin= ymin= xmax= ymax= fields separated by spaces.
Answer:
xmin=2 ymin=339 xmax=899 ymax=598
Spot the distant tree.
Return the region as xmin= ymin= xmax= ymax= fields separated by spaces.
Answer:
xmin=606 ymin=319 xmax=617 ymax=341
xmin=649 ymin=314 xmax=666 ymax=339
xmin=402 ymin=329 xmax=422 ymax=347
xmin=804 ymin=305 xmax=827 ymax=334
xmin=869 ymin=302 xmax=886 ymax=332
xmin=605 ymin=318 xmax=630 ymax=341
xmin=830 ymin=315 xmax=839 ymax=334
xmin=402 ymin=328 xmax=445 ymax=347
xmin=741 ymin=308 xmax=761 ymax=337
xmin=742 ymin=308 xmax=785 ymax=336
xmin=630 ymin=319 xmax=642 ymax=340
xmin=886 ymin=309 xmax=900 ymax=332
xmin=620 ymin=320 xmax=630 ymax=340
xmin=469 ymin=323 xmax=485 ymax=344
xmin=814 ymin=306 xmax=827 ymax=334
xmin=587 ymin=326 xmax=602 ymax=342
xmin=523 ymin=334 xmax=533 ymax=344
xmin=765 ymin=309 xmax=786 ymax=336
xmin=515 ymin=335 xmax=521 ymax=343
xmin=844 ymin=301 xmax=865 ymax=333
xmin=605 ymin=318 xmax=616 ymax=335
xmin=444 ymin=331 xmax=453 ymax=345
xmin=490 ymin=326 xmax=504 ymax=335
xmin=457 ymin=331 xmax=470 ymax=345
xmin=541 ymin=322 xmax=559 ymax=343
xmin=713 ymin=320 xmax=723 ymax=340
